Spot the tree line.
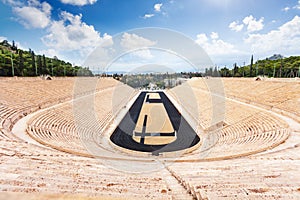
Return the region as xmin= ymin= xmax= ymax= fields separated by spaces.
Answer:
xmin=0 ymin=40 xmax=93 ymax=77
xmin=205 ymin=55 xmax=300 ymax=78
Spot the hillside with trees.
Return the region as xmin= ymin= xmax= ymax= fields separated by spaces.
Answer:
xmin=214 ymin=55 xmax=300 ymax=78
xmin=0 ymin=40 xmax=93 ymax=77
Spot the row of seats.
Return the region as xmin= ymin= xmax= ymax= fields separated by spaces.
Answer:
xmin=26 ymin=83 xmax=137 ymax=157
xmin=167 ymin=148 xmax=300 ymax=199
xmin=0 ymin=77 xmax=119 ymax=139
xmin=222 ymin=78 xmax=300 ymax=122
xmin=0 ymin=139 xmax=172 ymax=199
xmin=0 ymin=78 xmax=173 ymax=199
xmin=164 ymin=77 xmax=299 ymax=199
xmin=167 ymin=78 xmax=290 ymax=160
xmin=0 ymin=77 xmax=299 ymax=199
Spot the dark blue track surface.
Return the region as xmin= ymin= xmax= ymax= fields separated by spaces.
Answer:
xmin=110 ymin=91 xmax=200 ymax=155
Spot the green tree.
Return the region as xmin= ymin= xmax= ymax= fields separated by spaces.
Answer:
xmin=37 ymin=55 xmax=42 ymax=75
xmin=18 ymin=50 xmax=24 ymax=76
xmin=31 ymin=51 xmax=36 ymax=76
xmin=220 ymin=67 xmax=230 ymax=77
xmin=233 ymin=63 xmax=239 ymax=77
xmin=213 ymin=66 xmax=219 ymax=77
xmin=42 ymin=54 xmax=48 ymax=74
xmin=250 ymin=55 xmax=253 ymax=77
xmin=12 ymin=40 xmax=17 ymax=51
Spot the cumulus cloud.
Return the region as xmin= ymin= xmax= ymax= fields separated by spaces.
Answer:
xmin=154 ymin=3 xmax=163 ymax=12
xmin=229 ymin=15 xmax=263 ymax=32
xmin=60 ymin=0 xmax=97 ymax=6
xmin=196 ymin=32 xmax=238 ymax=56
xmin=121 ymin=33 xmax=156 ymax=50
xmin=245 ymin=15 xmax=300 ymax=55
xmin=42 ymin=11 xmax=111 ymax=57
xmin=12 ymin=0 xmax=52 ymax=29
xmin=120 ymin=33 xmax=157 ymax=59
xmin=242 ymin=15 xmax=264 ymax=32
xmin=229 ymin=21 xmax=244 ymax=32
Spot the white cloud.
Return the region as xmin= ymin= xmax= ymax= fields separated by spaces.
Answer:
xmin=242 ymin=15 xmax=264 ymax=32
xmin=195 ymin=33 xmax=208 ymax=44
xmin=27 ymin=0 xmax=41 ymax=7
xmin=154 ymin=3 xmax=163 ymax=12
xmin=210 ymin=32 xmax=219 ymax=40
xmin=60 ymin=0 xmax=97 ymax=6
xmin=282 ymin=6 xmax=290 ymax=12
xmin=42 ymin=11 xmax=111 ymax=58
xmin=120 ymin=33 xmax=156 ymax=50
xmin=12 ymin=1 xmax=52 ymax=29
xmin=130 ymin=49 xmax=154 ymax=59
xmin=196 ymin=32 xmax=238 ymax=56
xmin=1 ymin=0 xmax=22 ymax=6
xmin=0 ymin=36 xmax=7 ymax=42
xmin=293 ymin=0 xmax=300 ymax=9
xmin=14 ymin=41 xmax=26 ymax=50
xmin=143 ymin=3 xmax=163 ymax=19
xmin=142 ymin=3 xmax=164 ymax=19
xmin=245 ymin=15 xmax=300 ymax=56
xmin=37 ymin=48 xmax=61 ymax=59
xmin=41 ymin=1 xmax=52 ymax=15
xmin=13 ymin=6 xmax=51 ymax=29
xmin=229 ymin=21 xmax=244 ymax=32
xmin=143 ymin=14 xmax=154 ymax=19
xmin=120 ymin=33 xmax=157 ymax=59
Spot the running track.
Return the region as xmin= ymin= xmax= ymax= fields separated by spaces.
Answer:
xmin=110 ymin=91 xmax=200 ymax=155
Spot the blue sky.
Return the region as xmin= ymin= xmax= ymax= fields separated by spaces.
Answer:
xmin=1 ymin=0 xmax=300 ymax=72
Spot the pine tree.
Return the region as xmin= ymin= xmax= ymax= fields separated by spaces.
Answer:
xmin=233 ymin=63 xmax=238 ymax=76
xmin=37 ymin=55 xmax=42 ymax=75
xmin=213 ymin=66 xmax=218 ymax=77
xmin=250 ymin=55 xmax=253 ymax=77
xmin=31 ymin=51 xmax=36 ymax=76
xmin=42 ymin=54 xmax=47 ymax=74
xmin=18 ymin=50 xmax=24 ymax=76
xmin=280 ymin=58 xmax=283 ymax=78
xmin=12 ymin=40 xmax=17 ymax=51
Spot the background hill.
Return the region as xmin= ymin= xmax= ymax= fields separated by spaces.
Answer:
xmin=0 ymin=40 xmax=93 ymax=77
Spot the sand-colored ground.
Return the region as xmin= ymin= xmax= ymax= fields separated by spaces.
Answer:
xmin=133 ymin=92 xmax=175 ymax=145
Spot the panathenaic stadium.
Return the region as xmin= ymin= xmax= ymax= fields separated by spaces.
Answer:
xmin=0 ymin=76 xmax=300 ymax=200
